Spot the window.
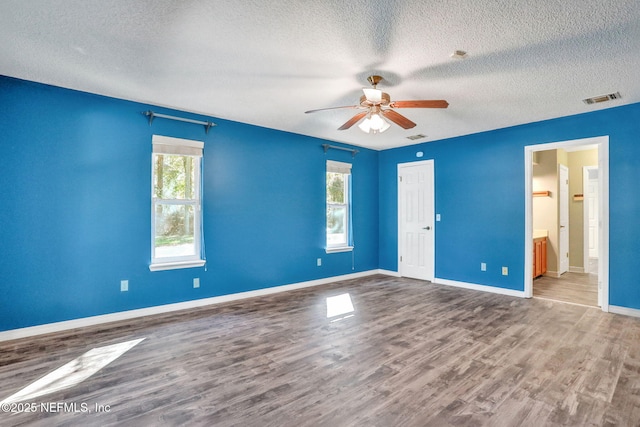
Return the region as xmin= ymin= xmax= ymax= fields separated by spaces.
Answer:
xmin=150 ymin=135 xmax=205 ymax=271
xmin=326 ymin=160 xmax=353 ymax=252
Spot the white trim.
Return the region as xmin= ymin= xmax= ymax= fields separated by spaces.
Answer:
xmin=598 ymin=141 xmax=609 ymax=312
xmin=569 ymin=266 xmax=586 ymax=274
xmin=397 ymin=159 xmax=435 ymax=281
xmin=149 ymin=259 xmax=206 ymax=271
xmin=326 ymin=161 xmax=352 ymax=250
xmin=325 ymin=246 xmax=354 ymax=254
xmin=0 ymin=270 xmax=382 ymax=342
xmin=524 ymin=148 xmax=534 ymax=292
xmin=524 ymin=136 xmax=609 ymax=312
xmin=609 ymin=305 xmax=640 ymax=318
xmin=434 ymin=278 xmax=527 ymax=298
xmin=151 ymin=139 xmax=203 ymax=267
xmin=378 ymin=269 xmax=402 ymax=277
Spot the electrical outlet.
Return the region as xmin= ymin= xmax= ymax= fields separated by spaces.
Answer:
xmin=502 ymin=267 xmax=508 ymax=276
xmin=193 ymin=278 xmax=200 ymax=288
xmin=317 ymin=258 xmax=322 ymax=267
xmin=120 ymin=280 xmax=128 ymax=292
xmin=481 ymin=263 xmax=486 ymax=271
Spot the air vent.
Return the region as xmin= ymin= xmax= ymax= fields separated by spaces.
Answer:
xmin=406 ymin=134 xmax=427 ymax=140
xmin=583 ymin=91 xmax=621 ymax=105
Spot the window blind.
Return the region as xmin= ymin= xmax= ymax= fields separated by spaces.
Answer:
xmin=327 ymin=160 xmax=352 ymax=174
xmin=152 ymin=135 xmax=204 ymax=157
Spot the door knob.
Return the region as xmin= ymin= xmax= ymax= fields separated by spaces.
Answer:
xmin=422 ymin=226 xmax=431 ymax=230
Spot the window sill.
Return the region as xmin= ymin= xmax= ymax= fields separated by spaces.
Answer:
xmin=149 ymin=260 xmax=206 ymax=272
xmin=325 ymin=246 xmax=354 ymax=254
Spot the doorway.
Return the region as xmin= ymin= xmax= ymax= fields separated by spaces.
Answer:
xmin=398 ymin=160 xmax=435 ymax=281
xmin=524 ymin=136 xmax=609 ymax=311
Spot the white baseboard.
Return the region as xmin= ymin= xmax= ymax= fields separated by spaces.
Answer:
xmin=0 ymin=270 xmax=385 ymax=342
xmin=377 ymin=269 xmax=401 ymax=277
xmin=569 ymin=266 xmax=586 ymax=273
xmin=544 ymin=270 xmax=561 ymax=278
xmin=433 ymin=277 xmax=526 ymax=298
xmin=609 ymin=305 xmax=640 ymax=318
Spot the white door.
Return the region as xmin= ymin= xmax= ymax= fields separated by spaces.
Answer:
xmin=586 ymin=168 xmax=599 ymax=259
xmin=398 ymin=160 xmax=435 ymax=281
xmin=583 ymin=166 xmax=601 ymax=306
xmin=559 ymin=164 xmax=569 ymax=275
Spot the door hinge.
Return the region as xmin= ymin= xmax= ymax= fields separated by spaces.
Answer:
xmin=399 ymin=176 xmax=403 ymax=182
xmin=400 ymin=256 xmax=403 ymax=262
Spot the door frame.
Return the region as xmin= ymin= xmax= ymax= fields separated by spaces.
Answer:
xmin=398 ymin=159 xmax=435 ymax=281
xmin=524 ymin=136 xmax=609 ymax=311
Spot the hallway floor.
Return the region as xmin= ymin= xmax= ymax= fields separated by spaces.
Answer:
xmin=533 ymin=271 xmax=598 ymax=307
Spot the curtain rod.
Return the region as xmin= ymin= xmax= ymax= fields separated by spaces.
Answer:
xmin=322 ymin=144 xmax=358 ymax=157
xmin=143 ymin=111 xmax=216 ymax=134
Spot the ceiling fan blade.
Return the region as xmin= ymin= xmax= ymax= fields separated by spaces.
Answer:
xmin=380 ymin=109 xmax=417 ymax=129
xmin=338 ymin=111 xmax=368 ymax=130
xmin=390 ymin=100 xmax=449 ymax=109
xmin=305 ymin=105 xmax=360 ymax=114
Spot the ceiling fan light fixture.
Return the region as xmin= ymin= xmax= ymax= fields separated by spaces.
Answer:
xmin=306 ymin=73 xmax=448 ymax=132
xmin=378 ymin=119 xmax=391 ymax=133
xmin=358 ymin=112 xmax=390 ymax=134
xmin=369 ymin=113 xmax=385 ymax=129
xmin=358 ymin=117 xmax=372 ymax=133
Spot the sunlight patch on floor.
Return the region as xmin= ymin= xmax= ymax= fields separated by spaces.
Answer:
xmin=326 ymin=293 xmax=355 ymax=321
xmin=1 ymin=338 xmax=145 ymax=404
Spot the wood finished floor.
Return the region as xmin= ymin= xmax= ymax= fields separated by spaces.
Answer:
xmin=2 ymin=275 xmax=640 ymax=426
xmin=534 ymin=272 xmax=599 ymax=307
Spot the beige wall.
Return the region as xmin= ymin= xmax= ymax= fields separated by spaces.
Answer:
xmin=533 ymin=149 xmax=559 ymax=273
xmin=568 ymin=149 xmax=598 ymax=269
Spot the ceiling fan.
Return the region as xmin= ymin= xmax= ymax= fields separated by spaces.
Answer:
xmin=305 ymin=75 xmax=448 ymax=134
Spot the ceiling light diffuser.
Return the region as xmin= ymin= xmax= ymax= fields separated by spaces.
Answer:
xmin=363 ymin=88 xmax=382 ymax=103
xmin=358 ymin=112 xmax=390 ymax=134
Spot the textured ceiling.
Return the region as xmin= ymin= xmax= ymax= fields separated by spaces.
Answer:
xmin=1 ymin=0 xmax=639 ymax=150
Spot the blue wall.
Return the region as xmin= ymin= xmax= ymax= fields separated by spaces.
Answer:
xmin=4 ymin=74 xmax=640 ymax=332
xmin=379 ymin=103 xmax=640 ymax=306
xmin=0 ymin=76 xmax=379 ymax=331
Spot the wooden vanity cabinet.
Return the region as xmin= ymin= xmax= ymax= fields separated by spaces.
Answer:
xmin=533 ymin=237 xmax=547 ymax=278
